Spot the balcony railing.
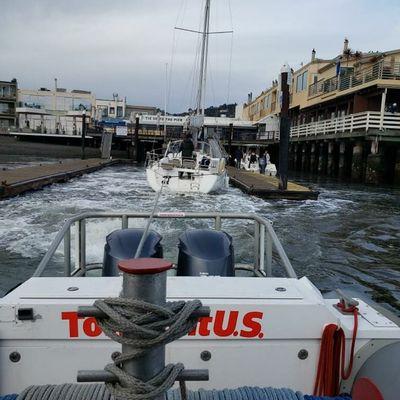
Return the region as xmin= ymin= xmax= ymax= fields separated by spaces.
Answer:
xmin=0 ymin=93 xmax=17 ymax=100
xmin=290 ymin=111 xmax=400 ymax=138
xmin=308 ymin=61 xmax=400 ymax=98
xmin=0 ymin=109 xmax=15 ymax=116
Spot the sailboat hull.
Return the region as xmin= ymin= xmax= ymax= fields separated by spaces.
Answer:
xmin=146 ymin=165 xmax=228 ymax=194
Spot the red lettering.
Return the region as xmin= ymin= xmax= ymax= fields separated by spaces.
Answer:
xmin=240 ymin=311 xmax=263 ymax=338
xmin=198 ymin=316 xmax=213 ymax=336
xmin=63 ymin=310 xmax=264 ymax=339
xmin=214 ymin=310 xmax=239 ymax=337
xmin=83 ymin=317 xmax=102 ymax=337
xmin=61 ymin=311 xmax=83 ymax=338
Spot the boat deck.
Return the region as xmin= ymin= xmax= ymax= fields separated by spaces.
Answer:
xmin=226 ymin=166 xmax=319 ymax=200
xmin=0 ymin=158 xmax=123 ymax=200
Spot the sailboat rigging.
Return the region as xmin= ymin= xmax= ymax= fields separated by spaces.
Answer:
xmin=146 ymin=0 xmax=231 ymax=194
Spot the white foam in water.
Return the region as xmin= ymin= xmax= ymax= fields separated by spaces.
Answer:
xmin=0 ymin=164 xmax=399 ymax=312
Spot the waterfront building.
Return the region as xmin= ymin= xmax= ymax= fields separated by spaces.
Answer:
xmin=0 ymin=79 xmax=18 ymax=131
xmin=94 ymin=98 xmax=158 ymax=123
xmin=95 ymin=96 xmax=126 ymax=121
xmin=125 ymin=104 xmax=158 ymax=119
xmin=94 ymin=97 xmax=159 ymax=136
xmin=240 ymin=39 xmax=400 ymax=183
xmin=16 ymin=87 xmax=95 ymax=135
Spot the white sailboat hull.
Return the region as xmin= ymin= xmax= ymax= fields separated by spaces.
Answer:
xmin=146 ymin=164 xmax=228 ymax=194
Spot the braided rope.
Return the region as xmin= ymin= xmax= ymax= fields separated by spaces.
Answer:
xmin=14 ymin=384 xmax=351 ymax=400
xmin=17 ymin=384 xmax=110 ymax=400
xmin=93 ymin=298 xmax=202 ymax=399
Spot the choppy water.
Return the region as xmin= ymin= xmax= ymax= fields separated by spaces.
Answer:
xmin=0 ymin=165 xmax=399 ymax=314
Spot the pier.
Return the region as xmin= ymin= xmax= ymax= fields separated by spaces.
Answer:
xmin=0 ymin=158 xmax=122 ymax=200
xmin=226 ymin=167 xmax=319 ymax=200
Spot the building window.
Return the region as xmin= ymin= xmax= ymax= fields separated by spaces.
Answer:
xmin=264 ymin=94 xmax=271 ymax=110
xmin=296 ymin=71 xmax=308 ymax=93
xmin=109 ymin=107 xmax=115 ymax=115
xmin=117 ymin=106 xmax=123 ymax=118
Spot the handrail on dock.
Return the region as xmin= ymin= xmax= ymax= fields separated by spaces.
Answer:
xmin=34 ymin=212 xmax=297 ymax=279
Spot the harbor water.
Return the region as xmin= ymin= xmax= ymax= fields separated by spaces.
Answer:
xmin=0 ymin=164 xmax=399 ymax=314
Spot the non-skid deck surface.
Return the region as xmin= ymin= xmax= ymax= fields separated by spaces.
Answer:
xmin=0 ymin=158 xmax=121 ymax=199
xmin=226 ymin=166 xmax=319 ymax=200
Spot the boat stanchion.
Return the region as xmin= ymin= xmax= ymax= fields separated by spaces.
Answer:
xmin=76 ymin=257 xmax=210 ymax=399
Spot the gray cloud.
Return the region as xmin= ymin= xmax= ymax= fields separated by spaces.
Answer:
xmin=1 ymin=0 xmax=399 ymax=113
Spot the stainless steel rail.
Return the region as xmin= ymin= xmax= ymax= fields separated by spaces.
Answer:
xmin=34 ymin=212 xmax=297 ymax=279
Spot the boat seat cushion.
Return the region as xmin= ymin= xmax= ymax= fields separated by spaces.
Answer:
xmin=182 ymin=159 xmax=196 ymax=169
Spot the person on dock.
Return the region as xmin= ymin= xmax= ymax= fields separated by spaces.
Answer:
xmin=249 ymin=150 xmax=257 ymax=169
xmin=265 ymin=150 xmax=270 ymax=165
xmin=259 ymin=152 xmax=267 ymax=174
xmin=234 ymin=148 xmax=243 ymax=169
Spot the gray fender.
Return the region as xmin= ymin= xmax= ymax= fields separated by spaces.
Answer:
xmin=341 ymin=340 xmax=400 ymax=400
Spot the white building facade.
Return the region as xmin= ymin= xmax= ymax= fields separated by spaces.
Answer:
xmin=16 ymin=88 xmax=95 ymax=135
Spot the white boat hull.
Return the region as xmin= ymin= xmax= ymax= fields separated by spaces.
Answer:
xmin=146 ymin=165 xmax=228 ymax=194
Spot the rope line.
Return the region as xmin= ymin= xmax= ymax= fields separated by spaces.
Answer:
xmin=93 ymin=298 xmax=202 ymax=399
xmin=11 ymin=384 xmax=352 ymax=400
xmin=16 ymin=384 xmax=110 ymax=400
xmin=313 ymin=303 xmax=358 ymax=397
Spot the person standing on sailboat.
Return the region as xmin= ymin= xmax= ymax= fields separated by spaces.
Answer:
xmin=180 ymin=133 xmax=195 ymax=158
xmin=179 ymin=133 xmax=195 ymax=178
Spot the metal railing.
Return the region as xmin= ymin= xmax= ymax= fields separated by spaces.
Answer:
xmin=0 ymin=91 xmax=17 ymax=100
xmin=290 ymin=111 xmax=400 ymax=138
xmin=308 ymin=76 xmax=338 ymax=97
xmin=308 ymin=61 xmax=400 ymax=98
xmin=33 ymin=212 xmax=297 ymax=279
xmin=0 ymin=109 xmax=15 ymax=115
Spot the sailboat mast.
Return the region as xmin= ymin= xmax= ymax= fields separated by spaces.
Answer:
xmin=196 ymin=0 xmax=211 ymax=116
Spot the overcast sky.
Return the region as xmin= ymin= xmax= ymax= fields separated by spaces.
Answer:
xmin=1 ymin=0 xmax=400 ymax=113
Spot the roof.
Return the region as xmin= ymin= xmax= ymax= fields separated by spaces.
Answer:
xmin=126 ymin=104 xmax=158 ymax=110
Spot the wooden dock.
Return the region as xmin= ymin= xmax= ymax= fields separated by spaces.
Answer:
xmin=226 ymin=166 xmax=319 ymax=200
xmin=0 ymin=158 xmax=123 ymax=200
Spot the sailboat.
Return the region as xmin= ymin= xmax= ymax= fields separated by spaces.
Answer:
xmin=146 ymin=0 xmax=229 ymax=194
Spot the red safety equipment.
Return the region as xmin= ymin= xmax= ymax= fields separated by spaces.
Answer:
xmin=313 ymin=301 xmax=358 ymax=397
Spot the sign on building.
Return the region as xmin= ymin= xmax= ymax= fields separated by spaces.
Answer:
xmin=116 ymin=125 xmax=128 ymax=136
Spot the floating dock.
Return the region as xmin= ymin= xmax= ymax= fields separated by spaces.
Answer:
xmin=226 ymin=167 xmax=319 ymax=200
xmin=0 ymin=158 xmax=122 ymax=200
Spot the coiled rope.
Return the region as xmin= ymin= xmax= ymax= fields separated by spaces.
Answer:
xmin=0 ymin=395 xmax=18 ymax=400
xmin=16 ymin=384 xmax=110 ymax=400
xmin=313 ymin=303 xmax=358 ymax=397
xmin=167 ymin=387 xmax=352 ymax=400
xmin=168 ymin=387 xmax=303 ymax=400
xmin=93 ymin=297 xmax=202 ymax=400
xmin=12 ymin=385 xmax=351 ymax=400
